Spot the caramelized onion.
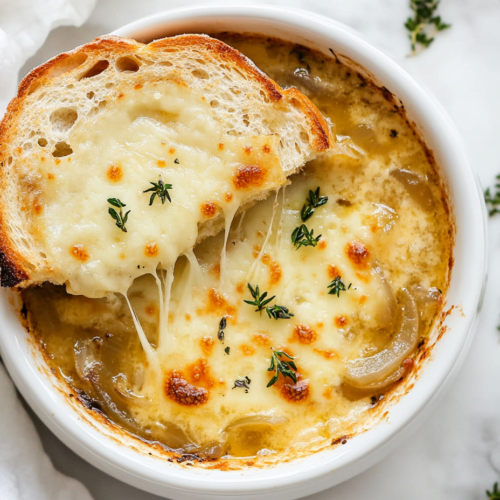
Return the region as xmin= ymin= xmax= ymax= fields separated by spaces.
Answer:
xmin=113 ymin=374 xmax=150 ymax=407
xmin=410 ymin=285 xmax=442 ymax=335
xmin=225 ymin=414 xmax=288 ymax=429
xmin=370 ymin=265 xmax=397 ymax=330
xmin=411 ymin=285 xmax=441 ymax=304
xmin=199 ymin=433 xmax=228 ymax=459
xmin=346 ymin=288 xmax=418 ymax=389
xmin=390 ymin=169 xmax=435 ymax=211
xmin=275 ymin=68 xmax=336 ymax=96
xmin=200 ymin=442 xmax=226 ymax=460
xmin=74 ymin=340 xmax=99 ymax=380
xmin=153 ymin=422 xmax=197 ymax=452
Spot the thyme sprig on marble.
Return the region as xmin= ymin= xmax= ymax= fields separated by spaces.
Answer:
xmin=485 ymin=174 xmax=500 ymax=217
xmin=328 ymin=276 xmax=352 ymax=298
xmin=487 ymin=482 xmax=500 ymax=500
xmin=484 ymin=176 xmax=500 ymax=332
xmin=267 ymin=349 xmax=298 ymax=388
xmin=405 ymin=0 xmax=451 ymax=55
xmin=144 ymin=178 xmax=173 ymax=206
xmin=107 ymin=198 xmax=130 ymax=232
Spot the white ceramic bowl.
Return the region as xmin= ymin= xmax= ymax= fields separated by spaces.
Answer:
xmin=0 ymin=4 xmax=487 ymax=500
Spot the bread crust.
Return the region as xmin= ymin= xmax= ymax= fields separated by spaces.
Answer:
xmin=0 ymin=34 xmax=332 ymax=288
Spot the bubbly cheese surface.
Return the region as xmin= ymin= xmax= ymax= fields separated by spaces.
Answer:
xmin=23 ymin=34 xmax=452 ymax=463
xmin=34 ymin=81 xmax=284 ymax=297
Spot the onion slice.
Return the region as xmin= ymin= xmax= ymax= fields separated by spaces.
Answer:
xmin=346 ymin=288 xmax=418 ymax=389
xmin=390 ymin=169 xmax=435 ymax=211
xmin=370 ymin=265 xmax=397 ymax=330
xmin=199 ymin=433 xmax=229 ymax=460
xmin=225 ymin=414 xmax=288 ymax=429
xmin=74 ymin=339 xmax=99 ymax=380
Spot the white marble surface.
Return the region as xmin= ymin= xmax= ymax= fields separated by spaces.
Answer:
xmin=16 ymin=0 xmax=500 ymax=498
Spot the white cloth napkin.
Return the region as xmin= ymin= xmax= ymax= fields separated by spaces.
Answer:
xmin=0 ymin=364 xmax=93 ymax=500
xmin=0 ymin=0 xmax=96 ymax=114
xmin=0 ymin=3 xmax=96 ymax=498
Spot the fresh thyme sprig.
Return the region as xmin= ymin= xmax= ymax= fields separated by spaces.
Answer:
xmin=301 ymin=187 xmax=328 ymax=222
xmin=328 ymin=276 xmax=352 ymax=297
xmin=266 ymin=304 xmax=294 ymax=320
xmin=107 ymin=198 xmax=130 ymax=233
xmin=244 ymin=284 xmax=275 ymax=312
xmin=144 ymin=179 xmax=173 ymax=206
xmin=290 ymin=187 xmax=326 ymax=250
xmin=291 ymin=224 xmax=321 ymax=249
xmin=267 ymin=349 xmax=298 ymax=388
xmin=487 ymin=482 xmax=500 ymax=500
xmin=485 ymin=174 xmax=500 ymax=217
xmin=244 ymin=283 xmax=294 ymax=320
xmin=405 ymin=0 xmax=451 ymax=55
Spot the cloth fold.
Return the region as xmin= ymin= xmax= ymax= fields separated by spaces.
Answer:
xmin=0 ymin=3 xmax=95 ymax=498
xmin=0 ymin=364 xmax=93 ymax=500
xmin=0 ymin=0 xmax=96 ymax=114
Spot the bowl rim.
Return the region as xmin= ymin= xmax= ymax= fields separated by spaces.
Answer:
xmin=0 ymin=3 xmax=487 ymax=498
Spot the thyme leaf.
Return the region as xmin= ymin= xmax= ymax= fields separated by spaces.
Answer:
xmin=291 ymin=224 xmax=321 ymax=249
xmin=244 ymin=283 xmax=275 ymax=312
xmin=266 ymin=304 xmax=294 ymax=320
xmin=218 ymin=316 xmax=227 ymax=343
xmin=487 ymin=482 xmax=500 ymax=500
xmin=225 ymin=346 xmax=230 ymax=355
xmin=244 ymin=283 xmax=294 ymax=320
xmin=232 ymin=376 xmax=251 ymax=392
xmin=301 ymin=187 xmax=328 ymax=222
xmin=107 ymin=198 xmax=130 ymax=232
xmin=267 ymin=349 xmax=298 ymax=388
xmin=327 ymin=276 xmax=352 ymax=297
xmin=405 ymin=0 xmax=451 ymax=56
xmin=485 ymin=174 xmax=500 ymax=217
xmin=144 ymin=179 xmax=173 ymax=206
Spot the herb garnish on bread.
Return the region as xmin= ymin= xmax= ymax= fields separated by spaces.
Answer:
xmin=0 ymin=34 xmax=332 ymax=297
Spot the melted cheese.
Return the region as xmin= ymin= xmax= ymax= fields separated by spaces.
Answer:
xmin=34 ymin=81 xmax=285 ymax=298
xmin=24 ymin=150 xmax=449 ymax=455
xmin=23 ymin=35 xmax=452 ymax=461
xmin=121 ymin=170 xmax=403 ymax=446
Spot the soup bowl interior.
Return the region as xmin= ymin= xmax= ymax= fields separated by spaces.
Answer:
xmin=0 ymin=5 xmax=486 ymax=500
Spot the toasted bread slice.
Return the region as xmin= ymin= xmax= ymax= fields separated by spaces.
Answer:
xmin=0 ymin=34 xmax=332 ymax=296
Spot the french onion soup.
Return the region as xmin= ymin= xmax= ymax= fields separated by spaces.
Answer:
xmin=19 ymin=33 xmax=453 ymax=464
